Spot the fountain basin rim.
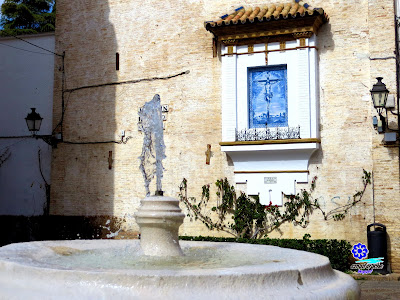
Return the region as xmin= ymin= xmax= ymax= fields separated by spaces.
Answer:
xmin=0 ymin=240 xmax=331 ymax=273
xmin=0 ymin=240 xmax=360 ymax=299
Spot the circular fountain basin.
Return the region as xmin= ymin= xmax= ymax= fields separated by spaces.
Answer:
xmin=0 ymin=240 xmax=359 ymax=299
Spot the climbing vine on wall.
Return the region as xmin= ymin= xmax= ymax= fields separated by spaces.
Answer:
xmin=38 ymin=149 xmax=50 ymax=215
xmin=179 ymin=170 xmax=372 ymax=239
xmin=0 ymin=148 xmax=11 ymax=167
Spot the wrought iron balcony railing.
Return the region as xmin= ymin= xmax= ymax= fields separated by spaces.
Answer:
xmin=235 ymin=126 xmax=301 ymax=141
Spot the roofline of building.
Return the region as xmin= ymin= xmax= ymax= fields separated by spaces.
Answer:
xmin=0 ymin=31 xmax=55 ymax=41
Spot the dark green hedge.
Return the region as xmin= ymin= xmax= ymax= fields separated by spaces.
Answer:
xmin=0 ymin=215 xmax=124 ymax=247
xmin=180 ymin=235 xmax=351 ymax=271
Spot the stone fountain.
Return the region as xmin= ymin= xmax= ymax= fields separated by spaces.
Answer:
xmin=0 ymin=95 xmax=360 ymax=299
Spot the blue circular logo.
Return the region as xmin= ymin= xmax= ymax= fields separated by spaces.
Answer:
xmin=351 ymin=242 xmax=369 ymax=260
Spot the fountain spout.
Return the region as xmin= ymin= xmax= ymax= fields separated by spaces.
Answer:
xmin=135 ymin=94 xmax=184 ymax=256
xmin=138 ymin=94 xmax=166 ymax=196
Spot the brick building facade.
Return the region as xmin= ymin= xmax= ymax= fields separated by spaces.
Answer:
xmin=51 ymin=1 xmax=400 ymax=270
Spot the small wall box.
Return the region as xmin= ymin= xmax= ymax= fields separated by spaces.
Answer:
xmin=384 ymin=132 xmax=397 ymax=143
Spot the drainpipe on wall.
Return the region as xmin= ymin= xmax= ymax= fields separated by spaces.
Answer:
xmin=372 ymin=172 xmax=376 ymax=224
xmin=395 ymin=0 xmax=400 ymax=172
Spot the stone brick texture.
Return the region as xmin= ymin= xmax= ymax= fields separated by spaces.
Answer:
xmin=52 ymin=1 xmax=400 ymax=270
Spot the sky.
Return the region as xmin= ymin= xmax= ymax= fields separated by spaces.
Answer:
xmin=0 ymin=1 xmax=3 ymax=28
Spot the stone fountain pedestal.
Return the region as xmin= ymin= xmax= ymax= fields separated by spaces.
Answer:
xmin=135 ymin=194 xmax=185 ymax=256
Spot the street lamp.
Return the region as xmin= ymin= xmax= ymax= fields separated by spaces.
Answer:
xmin=370 ymin=78 xmax=390 ymax=133
xmin=24 ymin=108 xmax=58 ymax=147
xmin=25 ymin=108 xmax=43 ymax=135
xmin=370 ymin=77 xmax=399 ymax=144
xmin=371 ymin=77 xmax=389 ymax=113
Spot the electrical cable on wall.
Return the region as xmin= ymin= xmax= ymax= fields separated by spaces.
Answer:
xmin=0 ymin=42 xmax=53 ymax=55
xmin=63 ymin=70 xmax=190 ymax=94
xmin=0 ymin=148 xmax=11 ymax=167
xmin=10 ymin=34 xmax=63 ymax=57
xmin=1 ymin=33 xmax=190 ymax=146
xmin=0 ymin=137 xmax=30 ymax=152
xmin=55 ymin=70 xmax=190 ymax=145
xmin=63 ymin=136 xmax=132 ymax=145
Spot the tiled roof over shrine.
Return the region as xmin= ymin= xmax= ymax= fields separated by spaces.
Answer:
xmin=206 ymin=3 xmax=328 ymax=27
xmin=204 ymin=3 xmax=328 ymax=45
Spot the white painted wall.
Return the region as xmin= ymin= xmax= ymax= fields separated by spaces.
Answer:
xmin=0 ymin=33 xmax=54 ymax=215
xmin=220 ymin=36 xmax=320 ymax=205
xmin=221 ymin=49 xmax=237 ymax=142
xmin=397 ymin=0 xmax=400 ymax=18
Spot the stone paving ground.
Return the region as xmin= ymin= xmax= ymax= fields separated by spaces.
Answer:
xmin=352 ymin=273 xmax=400 ymax=299
xmin=358 ymin=280 xmax=400 ymax=299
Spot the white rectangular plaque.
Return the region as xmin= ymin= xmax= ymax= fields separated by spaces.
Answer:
xmin=264 ymin=177 xmax=277 ymax=184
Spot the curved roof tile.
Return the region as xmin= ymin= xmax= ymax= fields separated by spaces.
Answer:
xmin=206 ymin=3 xmax=328 ymax=28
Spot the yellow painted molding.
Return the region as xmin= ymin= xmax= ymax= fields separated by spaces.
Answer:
xmin=248 ymin=44 xmax=254 ymax=53
xmin=221 ymin=45 xmax=318 ymax=57
xmin=234 ymin=170 xmax=309 ymax=174
xmin=218 ymin=26 xmax=315 ymax=43
xmin=219 ymin=138 xmax=321 ymax=146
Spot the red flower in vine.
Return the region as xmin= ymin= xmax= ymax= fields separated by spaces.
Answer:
xmin=264 ymin=201 xmax=273 ymax=211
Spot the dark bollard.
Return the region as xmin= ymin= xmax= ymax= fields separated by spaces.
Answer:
xmin=367 ymin=223 xmax=388 ymax=274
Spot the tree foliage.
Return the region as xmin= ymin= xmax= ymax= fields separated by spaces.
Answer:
xmin=0 ymin=0 xmax=55 ymax=36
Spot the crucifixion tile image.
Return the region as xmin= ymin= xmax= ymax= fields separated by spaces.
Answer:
xmin=248 ymin=65 xmax=288 ymax=128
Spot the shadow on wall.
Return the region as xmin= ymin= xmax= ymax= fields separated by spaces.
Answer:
xmin=308 ymin=21 xmax=332 ymax=170
xmin=49 ymin=1 xmax=119 ymax=232
xmin=0 ymin=34 xmax=55 ymax=216
xmin=318 ymin=23 xmax=335 ymax=55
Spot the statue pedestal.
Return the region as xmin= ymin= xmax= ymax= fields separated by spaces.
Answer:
xmin=135 ymin=195 xmax=185 ymax=256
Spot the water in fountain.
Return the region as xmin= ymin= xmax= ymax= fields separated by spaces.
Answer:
xmin=135 ymin=94 xmax=185 ymax=256
xmin=138 ymin=94 xmax=166 ymax=196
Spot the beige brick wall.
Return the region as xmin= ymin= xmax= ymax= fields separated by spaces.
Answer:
xmin=52 ymin=1 xmax=400 ymax=270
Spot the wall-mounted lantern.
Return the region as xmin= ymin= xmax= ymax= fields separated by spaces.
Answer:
xmin=370 ymin=77 xmax=389 ymax=133
xmin=25 ymin=108 xmax=58 ymax=147
xmin=371 ymin=77 xmax=389 ymax=113
xmin=25 ymin=108 xmax=43 ymax=135
xmin=370 ymin=77 xmax=399 ymax=144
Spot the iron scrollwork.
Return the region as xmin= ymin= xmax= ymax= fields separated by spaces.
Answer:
xmin=235 ymin=126 xmax=300 ymax=141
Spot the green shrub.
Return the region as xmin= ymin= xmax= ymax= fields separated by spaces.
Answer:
xmin=179 ymin=234 xmax=351 ymax=271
